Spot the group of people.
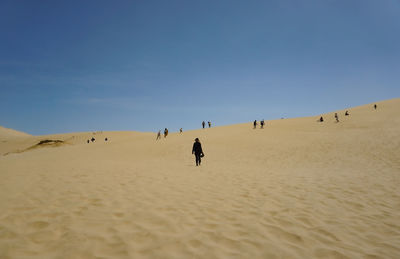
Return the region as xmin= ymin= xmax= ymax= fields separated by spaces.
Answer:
xmin=202 ymin=121 xmax=212 ymax=128
xmin=155 ymin=128 xmax=205 ymax=166
xmin=253 ymin=120 xmax=265 ymax=129
xmin=319 ymin=104 xmax=378 ymax=123
xmin=320 ymin=112 xmax=345 ymax=123
xmin=156 ymin=128 xmax=169 ymax=140
xmin=157 ymin=121 xmax=212 ymax=140
xmin=160 ymin=104 xmax=382 ymax=166
xmin=86 ymin=137 xmax=108 ymax=143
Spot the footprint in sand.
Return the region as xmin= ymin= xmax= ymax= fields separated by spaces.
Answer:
xmin=28 ymin=221 xmax=50 ymax=230
xmin=113 ymin=212 xmax=124 ymax=218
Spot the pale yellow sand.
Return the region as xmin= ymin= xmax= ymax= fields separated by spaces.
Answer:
xmin=0 ymin=99 xmax=399 ymax=258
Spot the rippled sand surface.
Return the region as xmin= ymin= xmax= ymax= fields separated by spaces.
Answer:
xmin=1 ymin=99 xmax=399 ymax=258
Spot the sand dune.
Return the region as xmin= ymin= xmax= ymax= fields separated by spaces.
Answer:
xmin=0 ymin=98 xmax=399 ymax=258
xmin=0 ymin=126 xmax=31 ymax=138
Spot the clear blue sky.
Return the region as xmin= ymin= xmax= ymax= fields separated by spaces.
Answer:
xmin=1 ymin=0 xmax=399 ymax=135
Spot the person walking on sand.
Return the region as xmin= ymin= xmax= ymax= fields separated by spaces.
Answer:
xmin=180 ymin=128 xmax=183 ymax=134
xmin=260 ymin=120 xmax=265 ymax=129
xmin=374 ymin=104 xmax=377 ymax=110
xmin=335 ymin=113 xmax=339 ymax=122
xmin=345 ymin=111 xmax=349 ymax=116
xmin=319 ymin=116 xmax=324 ymax=122
xmin=164 ymin=128 xmax=168 ymax=138
xmin=156 ymin=130 xmax=161 ymax=140
xmin=202 ymin=121 xmax=205 ymax=129
xmin=253 ymin=120 xmax=257 ymax=129
xmin=192 ymin=138 xmax=204 ymax=166
xmin=208 ymin=121 xmax=211 ymax=128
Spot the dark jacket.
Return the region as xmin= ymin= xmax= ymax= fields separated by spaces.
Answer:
xmin=192 ymin=142 xmax=203 ymax=154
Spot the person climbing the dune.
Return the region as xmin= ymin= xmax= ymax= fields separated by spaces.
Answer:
xmin=192 ymin=138 xmax=204 ymax=166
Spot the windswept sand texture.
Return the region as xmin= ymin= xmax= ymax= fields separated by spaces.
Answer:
xmin=0 ymin=99 xmax=399 ymax=258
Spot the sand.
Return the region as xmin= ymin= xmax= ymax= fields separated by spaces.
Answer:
xmin=0 ymin=98 xmax=399 ymax=258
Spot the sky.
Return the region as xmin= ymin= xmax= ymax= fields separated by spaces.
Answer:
xmin=1 ymin=0 xmax=399 ymax=135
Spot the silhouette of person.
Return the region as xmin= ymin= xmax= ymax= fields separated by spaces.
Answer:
xmin=202 ymin=121 xmax=205 ymax=129
xmin=91 ymin=137 xmax=95 ymax=142
xmin=345 ymin=111 xmax=349 ymax=116
xmin=260 ymin=120 xmax=264 ymax=129
xmin=335 ymin=113 xmax=339 ymax=122
xmin=253 ymin=120 xmax=257 ymax=129
xmin=319 ymin=116 xmax=324 ymax=122
xmin=156 ymin=130 xmax=161 ymax=140
xmin=105 ymin=138 xmax=108 ymax=141
xmin=208 ymin=121 xmax=211 ymax=128
xmin=180 ymin=128 xmax=183 ymax=133
xmin=87 ymin=140 xmax=90 ymax=144
xmin=192 ymin=138 xmax=204 ymax=166
xmin=164 ymin=128 xmax=168 ymax=138
xmin=374 ymin=104 xmax=377 ymax=110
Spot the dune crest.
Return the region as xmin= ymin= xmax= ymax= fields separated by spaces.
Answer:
xmin=0 ymin=126 xmax=31 ymax=139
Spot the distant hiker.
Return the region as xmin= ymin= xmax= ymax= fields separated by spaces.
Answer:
xmin=180 ymin=128 xmax=183 ymax=134
xmin=374 ymin=104 xmax=377 ymax=110
xmin=253 ymin=120 xmax=257 ymax=129
xmin=202 ymin=121 xmax=205 ymax=129
xmin=192 ymin=138 xmax=204 ymax=166
xmin=319 ymin=116 xmax=324 ymax=122
xmin=345 ymin=111 xmax=349 ymax=116
xmin=91 ymin=137 xmax=95 ymax=142
xmin=105 ymin=138 xmax=108 ymax=141
xmin=87 ymin=140 xmax=90 ymax=144
xmin=156 ymin=130 xmax=161 ymax=140
xmin=208 ymin=121 xmax=211 ymax=128
xmin=164 ymin=128 xmax=168 ymax=138
xmin=335 ymin=113 xmax=339 ymax=122
xmin=260 ymin=120 xmax=265 ymax=129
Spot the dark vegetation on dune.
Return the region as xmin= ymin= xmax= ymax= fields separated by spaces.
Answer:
xmin=3 ymin=139 xmax=66 ymax=156
xmin=36 ymin=139 xmax=64 ymax=146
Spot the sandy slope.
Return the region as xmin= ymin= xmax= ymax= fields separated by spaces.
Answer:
xmin=0 ymin=126 xmax=31 ymax=139
xmin=0 ymin=99 xmax=399 ymax=258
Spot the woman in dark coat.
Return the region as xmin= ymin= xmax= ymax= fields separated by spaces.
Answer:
xmin=192 ymin=138 xmax=204 ymax=166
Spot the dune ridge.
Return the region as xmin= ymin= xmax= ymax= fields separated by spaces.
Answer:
xmin=0 ymin=126 xmax=31 ymax=138
xmin=0 ymin=98 xmax=399 ymax=258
